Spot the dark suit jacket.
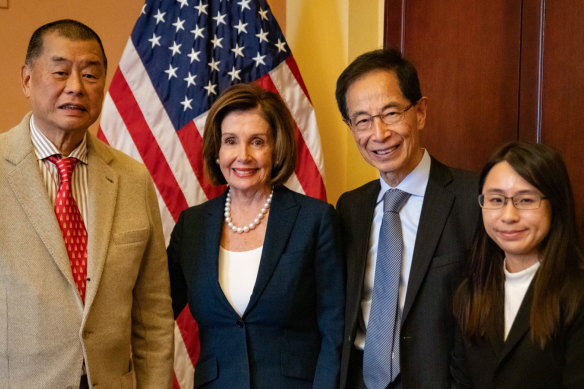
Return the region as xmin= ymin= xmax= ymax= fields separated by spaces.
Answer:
xmin=168 ymin=186 xmax=345 ymax=389
xmin=337 ymin=157 xmax=479 ymax=389
xmin=451 ymin=284 xmax=584 ymax=389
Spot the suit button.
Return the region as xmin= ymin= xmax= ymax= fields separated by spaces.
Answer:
xmin=236 ymin=320 xmax=244 ymax=328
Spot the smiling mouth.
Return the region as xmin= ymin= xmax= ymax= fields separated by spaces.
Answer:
xmin=59 ymin=104 xmax=87 ymax=111
xmin=373 ymin=144 xmax=399 ymax=155
xmin=233 ymin=168 xmax=257 ymax=176
xmin=498 ymin=230 xmax=526 ymax=239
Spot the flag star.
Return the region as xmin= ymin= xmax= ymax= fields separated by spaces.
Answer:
xmin=153 ymin=9 xmax=166 ymax=24
xmin=237 ymin=0 xmax=251 ymax=11
xmin=212 ymin=11 xmax=227 ymax=26
xmin=191 ymin=25 xmax=205 ymax=39
xmin=177 ymin=0 xmax=189 ymax=9
xmin=204 ymin=80 xmax=217 ymax=96
xmin=258 ymin=8 xmax=269 ymax=21
xmin=252 ymin=52 xmax=266 ymax=67
xmin=141 ymin=4 xmax=147 ymax=14
xmin=164 ymin=64 xmax=178 ymax=79
xmin=210 ymin=34 xmax=224 ymax=49
xmin=148 ymin=33 xmax=162 ymax=48
xmin=256 ymin=29 xmax=269 ymax=43
xmin=227 ymin=66 xmax=241 ymax=81
xmin=194 ymin=0 xmax=208 ymax=15
xmin=172 ymin=17 xmax=186 ymax=32
xmin=274 ymin=38 xmax=287 ymax=53
xmin=187 ymin=48 xmax=201 ymax=63
xmin=233 ymin=20 xmax=248 ymax=35
xmin=184 ymin=72 xmax=197 ymax=87
xmin=231 ymin=43 xmax=245 ymax=57
xmin=208 ymin=57 xmax=221 ymax=72
xmin=180 ymin=96 xmax=193 ymax=111
xmin=169 ymin=41 xmax=182 ymax=56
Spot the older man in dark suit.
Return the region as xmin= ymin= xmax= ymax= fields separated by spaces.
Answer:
xmin=335 ymin=49 xmax=479 ymax=389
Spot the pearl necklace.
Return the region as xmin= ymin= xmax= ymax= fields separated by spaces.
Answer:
xmin=224 ymin=188 xmax=273 ymax=233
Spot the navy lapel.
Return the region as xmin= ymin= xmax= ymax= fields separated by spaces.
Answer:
xmin=402 ymin=159 xmax=455 ymax=322
xmin=244 ymin=186 xmax=299 ymax=315
xmin=199 ymin=194 xmax=235 ymax=313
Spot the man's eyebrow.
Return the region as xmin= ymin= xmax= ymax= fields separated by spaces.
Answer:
xmin=50 ymin=56 xmax=70 ymax=64
xmin=81 ymin=60 xmax=104 ymax=68
xmin=49 ymin=57 xmax=103 ymax=68
xmin=350 ymin=102 xmax=401 ymax=117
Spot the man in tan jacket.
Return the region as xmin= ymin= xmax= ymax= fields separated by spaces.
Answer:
xmin=0 ymin=19 xmax=174 ymax=388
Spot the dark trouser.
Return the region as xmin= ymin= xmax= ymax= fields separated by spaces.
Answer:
xmin=346 ymin=347 xmax=402 ymax=389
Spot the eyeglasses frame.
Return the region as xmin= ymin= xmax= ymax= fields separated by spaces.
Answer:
xmin=477 ymin=193 xmax=548 ymax=210
xmin=344 ymin=103 xmax=415 ymax=132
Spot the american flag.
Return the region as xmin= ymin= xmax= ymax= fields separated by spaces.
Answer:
xmin=97 ymin=0 xmax=326 ymax=387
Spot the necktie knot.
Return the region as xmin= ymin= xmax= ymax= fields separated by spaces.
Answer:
xmin=383 ymin=189 xmax=410 ymax=213
xmin=47 ymin=155 xmax=78 ymax=183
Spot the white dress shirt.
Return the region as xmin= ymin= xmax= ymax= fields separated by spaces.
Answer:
xmin=355 ymin=149 xmax=431 ymax=350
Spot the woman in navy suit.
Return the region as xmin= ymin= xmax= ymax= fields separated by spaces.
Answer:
xmin=168 ymin=84 xmax=344 ymax=389
xmin=452 ymin=142 xmax=584 ymax=388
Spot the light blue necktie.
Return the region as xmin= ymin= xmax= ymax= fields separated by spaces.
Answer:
xmin=363 ymin=189 xmax=410 ymax=389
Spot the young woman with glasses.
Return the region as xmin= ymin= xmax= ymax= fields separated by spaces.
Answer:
xmin=451 ymin=142 xmax=584 ymax=389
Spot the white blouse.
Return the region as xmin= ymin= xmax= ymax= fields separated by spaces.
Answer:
xmin=504 ymin=260 xmax=541 ymax=340
xmin=218 ymin=246 xmax=263 ymax=317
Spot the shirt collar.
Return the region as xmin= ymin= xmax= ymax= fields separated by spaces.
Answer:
xmin=30 ymin=115 xmax=88 ymax=164
xmin=377 ymin=149 xmax=431 ymax=203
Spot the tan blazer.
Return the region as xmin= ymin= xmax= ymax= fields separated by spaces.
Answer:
xmin=0 ymin=113 xmax=174 ymax=389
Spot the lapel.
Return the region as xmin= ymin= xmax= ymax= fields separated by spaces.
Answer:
xmin=4 ymin=115 xmax=78 ymax=293
xmin=402 ymin=158 xmax=455 ymax=322
xmin=83 ymin=134 xmax=119 ymax=312
xmin=346 ymin=181 xmax=380 ymax=320
xmin=244 ymin=186 xmax=300 ymax=315
xmin=486 ymin=290 xmax=506 ymax=356
xmin=200 ymin=194 xmax=234 ymax=313
xmin=497 ymin=283 xmax=534 ymax=364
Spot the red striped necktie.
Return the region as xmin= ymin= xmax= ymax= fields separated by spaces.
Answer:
xmin=47 ymin=155 xmax=88 ymax=303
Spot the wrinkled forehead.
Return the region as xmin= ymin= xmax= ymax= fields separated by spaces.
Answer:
xmin=346 ymin=69 xmax=406 ymax=114
xmin=35 ymin=31 xmax=106 ymax=69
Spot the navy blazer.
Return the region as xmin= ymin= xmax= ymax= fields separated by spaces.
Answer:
xmin=168 ymin=186 xmax=345 ymax=389
xmin=337 ymin=157 xmax=479 ymax=389
xmin=451 ymin=283 xmax=584 ymax=389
